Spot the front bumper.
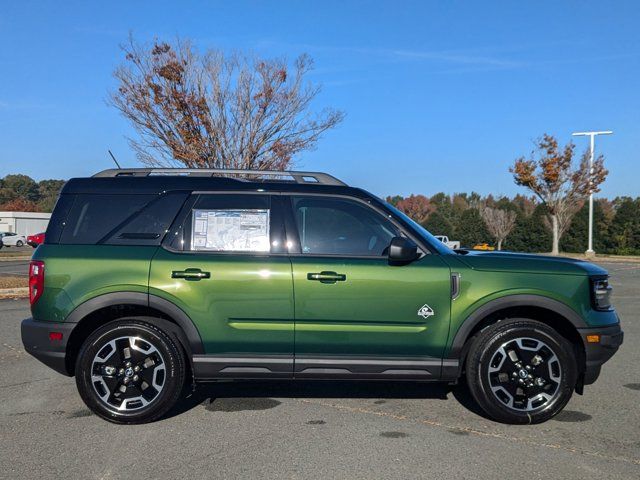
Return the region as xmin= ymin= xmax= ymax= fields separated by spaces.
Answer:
xmin=21 ymin=318 xmax=77 ymax=376
xmin=577 ymin=323 xmax=623 ymax=385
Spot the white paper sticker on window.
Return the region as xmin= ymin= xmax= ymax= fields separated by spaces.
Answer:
xmin=191 ymin=209 xmax=270 ymax=252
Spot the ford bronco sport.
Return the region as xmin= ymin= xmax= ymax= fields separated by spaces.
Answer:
xmin=21 ymin=168 xmax=623 ymax=424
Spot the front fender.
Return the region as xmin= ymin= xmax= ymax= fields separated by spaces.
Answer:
xmin=447 ymin=293 xmax=587 ymax=359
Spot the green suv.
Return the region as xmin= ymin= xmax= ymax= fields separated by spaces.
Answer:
xmin=21 ymin=168 xmax=623 ymax=424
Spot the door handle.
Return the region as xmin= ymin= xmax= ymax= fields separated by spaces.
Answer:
xmin=307 ymin=271 xmax=347 ymax=284
xmin=171 ymin=268 xmax=211 ymax=280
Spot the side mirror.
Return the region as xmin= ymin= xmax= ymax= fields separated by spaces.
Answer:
xmin=388 ymin=236 xmax=419 ymax=264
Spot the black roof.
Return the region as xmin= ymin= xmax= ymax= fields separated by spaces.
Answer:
xmin=61 ymin=170 xmax=373 ymax=199
xmin=55 ymin=169 xmax=445 ymax=255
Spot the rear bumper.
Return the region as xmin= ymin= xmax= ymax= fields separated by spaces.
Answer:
xmin=21 ymin=318 xmax=76 ymax=376
xmin=578 ymin=323 xmax=623 ymax=385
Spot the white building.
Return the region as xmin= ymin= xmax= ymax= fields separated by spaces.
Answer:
xmin=0 ymin=211 xmax=51 ymax=236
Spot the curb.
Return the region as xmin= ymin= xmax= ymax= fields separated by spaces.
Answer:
xmin=0 ymin=287 xmax=29 ymax=299
xmin=0 ymin=256 xmax=32 ymax=262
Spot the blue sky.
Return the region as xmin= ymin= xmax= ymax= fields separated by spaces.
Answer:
xmin=1 ymin=1 xmax=638 ymax=199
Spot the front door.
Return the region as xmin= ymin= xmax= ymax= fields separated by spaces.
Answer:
xmin=149 ymin=193 xmax=295 ymax=379
xmin=286 ymin=195 xmax=452 ymax=379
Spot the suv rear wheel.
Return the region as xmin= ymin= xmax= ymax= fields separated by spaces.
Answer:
xmin=75 ymin=318 xmax=186 ymax=424
xmin=465 ymin=318 xmax=577 ymax=424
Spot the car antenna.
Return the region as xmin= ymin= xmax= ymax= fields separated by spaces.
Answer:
xmin=108 ymin=150 xmax=122 ymax=169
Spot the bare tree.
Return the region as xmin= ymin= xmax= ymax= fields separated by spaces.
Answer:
xmin=480 ymin=206 xmax=517 ymax=250
xmin=510 ymin=134 xmax=607 ymax=255
xmin=110 ymin=37 xmax=345 ymax=169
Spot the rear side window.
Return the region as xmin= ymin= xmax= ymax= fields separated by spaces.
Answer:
xmin=104 ymin=192 xmax=189 ymax=246
xmin=191 ymin=208 xmax=270 ymax=252
xmin=170 ymin=194 xmax=285 ymax=254
xmin=59 ymin=194 xmax=155 ymax=245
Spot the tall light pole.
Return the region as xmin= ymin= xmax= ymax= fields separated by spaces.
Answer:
xmin=571 ymin=130 xmax=613 ymax=256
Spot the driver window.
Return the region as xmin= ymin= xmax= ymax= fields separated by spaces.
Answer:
xmin=291 ymin=196 xmax=398 ymax=256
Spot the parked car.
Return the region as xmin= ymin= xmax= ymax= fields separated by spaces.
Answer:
xmin=27 ymin=232 xmax=46 ymax=248
xmin=21 ymin=168 xmax=623 ymax=425
xmin=473 ymin=243 xmax=495 ymax=251
xmin=0 ymin=232 xmax=27 ymax=247
xmin=434 ymin=235 xmax=461 ymax=249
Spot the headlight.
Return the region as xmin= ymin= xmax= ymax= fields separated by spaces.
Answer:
xmin=592 ymin=277 xmax=613 ymax=311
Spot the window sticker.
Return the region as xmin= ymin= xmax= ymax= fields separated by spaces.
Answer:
xmin=191 ymin=209 xmax=270 ymax=252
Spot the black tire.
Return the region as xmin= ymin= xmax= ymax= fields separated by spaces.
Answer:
xmin=465 ymin=318 xmax=577 ymax=424
xmin=15 ymin=240 xmax=24 ymax=247
xmin=75 ymin=318 xmax=186 ymax=424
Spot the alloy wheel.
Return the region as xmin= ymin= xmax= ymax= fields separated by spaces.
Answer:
xmin=487 ymin=336 xmax=562 ymax=412
xmin=91 ymin=336 xmax=166 ymax=412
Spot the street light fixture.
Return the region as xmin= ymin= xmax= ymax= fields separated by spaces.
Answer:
xmin=571 ymin=130 xmax=613 ymax=256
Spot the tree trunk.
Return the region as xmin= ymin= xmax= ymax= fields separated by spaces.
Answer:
xmin=551 ymin=214 xmax=560 ymax=255
xmin=497 ymin=239 xmax=502 ymax=250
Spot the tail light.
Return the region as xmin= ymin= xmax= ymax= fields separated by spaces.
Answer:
xmin=29 ymin=260 xmax=45 ymax=305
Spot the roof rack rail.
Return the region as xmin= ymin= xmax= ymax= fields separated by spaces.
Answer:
xmin=93 ymin=168 xmax=346 ymax=186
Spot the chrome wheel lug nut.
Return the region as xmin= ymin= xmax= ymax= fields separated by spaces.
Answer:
xmin=134 ymin=366 xmax=140 ymax=372
xmin=123 ymin=377 xmax=130 ymax=384
xmin=531 ymin=355 xmax=543 ymax=366
xmin=133 ymin=375 xmax=139 ymax=382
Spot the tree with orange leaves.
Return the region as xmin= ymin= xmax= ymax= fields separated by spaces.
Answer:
xmin=394 ymin=194 xmax=433 ymax=224
xmin=0 ymin=198 xmax=40 ymax=212
xmin=510 ymin=134 xmax=607 ymax=255
xmin=110 ymin=36 xmax=344 ymax=170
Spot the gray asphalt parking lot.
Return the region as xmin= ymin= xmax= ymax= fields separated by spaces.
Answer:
xmin=0 ymin=246 xmax=33 ymax=277
xmin=0 ymin=260 xmax=29 ymax=277
xmin=1 ymin=261 xmax=638 ymax=479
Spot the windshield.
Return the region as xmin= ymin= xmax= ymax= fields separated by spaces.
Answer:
xmin=382 ymin=201 xmax=452 ymax=255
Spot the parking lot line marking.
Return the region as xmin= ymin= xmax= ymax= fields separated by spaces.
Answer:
xmin=298 ymin=399 xmax=640 ymax=466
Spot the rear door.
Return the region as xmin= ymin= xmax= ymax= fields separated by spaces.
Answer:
xmin=149 ymin=193 xmax=295 ymax=379
xmin=286 ymin=195 xmax=452 ymax=380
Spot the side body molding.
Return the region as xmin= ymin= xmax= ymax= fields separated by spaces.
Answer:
xmin=448 ymin=294 xmax=587 ymax=359
xmin=64 ymin=291 xmax=204 ymax=355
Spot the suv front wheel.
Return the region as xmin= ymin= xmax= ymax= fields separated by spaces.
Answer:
xmin=465 ymin=318 xmax=577 ymax=424
xmin=75 ymin=318 xmax=186 ymax=424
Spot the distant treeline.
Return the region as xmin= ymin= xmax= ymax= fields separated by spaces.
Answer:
xmin=0 ymin=174 xmax=65 ymax=212
xmin=387 ymin=192 xmax=640 ymax=255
